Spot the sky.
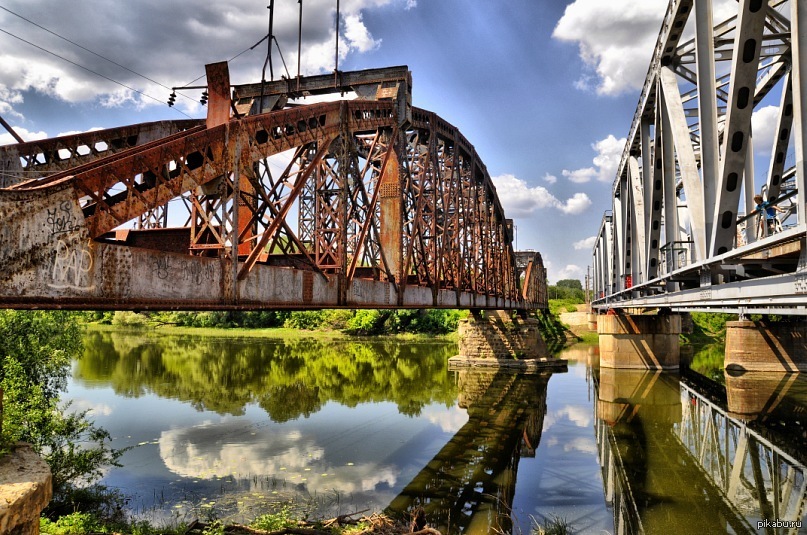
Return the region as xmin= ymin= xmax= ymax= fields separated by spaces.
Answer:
xmin=0 ymin=0 xmax=783 ymax=283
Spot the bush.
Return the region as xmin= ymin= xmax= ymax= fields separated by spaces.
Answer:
xmin=0 ymin=311 xmax=123 ymax=517
xmin=320 ymin=309 xmax=354 ymax=330
xmin=284 ymin=311 xmax=326 ymax=330
xmin=110 ymin=311 xmax=148 ymax=327
xmin=344 ymin=310 xmax=387 ymax=335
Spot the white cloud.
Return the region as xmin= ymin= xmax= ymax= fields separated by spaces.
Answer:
xmin=0 ymin=0 xmax=399 ymax=115
xmin=0 ymin=126 xmax=49 ymax=145
xmin=492 ymin=173 xmax=591 ymax=216
xmin=543 ymin=173 xmax=558 ymax=184
xmin=544 ymin=259 xmax=585 ymax=283
xmin=563 ymin=167 xmax=597 ymax=184
xmin=559 ymin=192 xmax=592 ymax=215
xmin=343 ymin=13 xmax=380 ymax=53
xmin=405 ymin=0 xmax=417 ymax=10
xmin=573 ymin=236 xmax=597 ymax=250
xmin=751 ymin=105 xmax=781 ymax=157
xmin=562 ymin=134 xmax=625 ymax=184
xmin=553 ymin=0 xmax=667 ymax=95
xmin=554 ymin=0 xmax=738 ymax=96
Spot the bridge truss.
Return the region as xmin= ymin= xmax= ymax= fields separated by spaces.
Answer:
xmin=0 ymin=64 xmax=546 ymax=311
xmin=592 ymin=0 xmax=807 ymax=314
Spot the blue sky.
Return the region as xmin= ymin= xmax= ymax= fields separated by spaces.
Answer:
xmin=0 ymin=0 xmax=769 ymax=283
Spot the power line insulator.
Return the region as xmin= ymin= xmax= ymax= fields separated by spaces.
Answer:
xmin=200 ymin=91 xmax=208 ymax=105
xmin=167 ymin=91 xmax=176 ymax=107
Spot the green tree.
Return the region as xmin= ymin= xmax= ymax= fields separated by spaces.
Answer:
xmin=0 ymin=311 xmax=123 ymax=515
xmin=556 ymin=279 xmax=583 ymax=290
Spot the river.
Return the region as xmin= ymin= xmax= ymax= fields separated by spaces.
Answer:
xmin=64 ymin=329 xmax=807 ymax=534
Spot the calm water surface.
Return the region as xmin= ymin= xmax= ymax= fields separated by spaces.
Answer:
xmin=65 ymin=329 xmax=807 ymax=534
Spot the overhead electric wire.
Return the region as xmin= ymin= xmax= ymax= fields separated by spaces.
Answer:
xmin=0 ymin=5 xmax=196 ymax=104
xmin=180 ymin=35 xmax=269 ymax=88
xmin=0 ymin=27 xmax=194 ymax=119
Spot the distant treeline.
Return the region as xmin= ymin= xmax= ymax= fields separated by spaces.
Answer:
xmin=80 ymin=308 xmax=467 ymax=336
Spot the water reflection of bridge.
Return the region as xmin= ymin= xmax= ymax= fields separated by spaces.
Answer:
xmin=595 ymin=368 xmax=807 ymax=534
xmin=387 ymin=370 xmax=553 ymax=534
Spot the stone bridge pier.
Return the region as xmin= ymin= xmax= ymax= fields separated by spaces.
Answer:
xmin=450 ymin=310 xmax=566 ymax=372
xmin=725 ymin=319 xmax=807 ymax=372
xmin=597 ymin=312 xmax=682 ymax=369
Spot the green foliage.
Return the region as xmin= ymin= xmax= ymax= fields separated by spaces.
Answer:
xmin=0 ymin=311 xmax=124 ymax=517
xmin=383 ymin=309 xmax=466 ymax=335
xmin=40 ymin=512 xmax=107 ymax=534
xmin=688 ymin=312 xmax=737 ymax=342
xmin=689 ymin=343 xmax=726 ymax=382
xmin=41 ymin=511 xmax=188 ymax=535
xmin=344 ymin=310 xmax=387 ymax=335
xmin=534 ymin=310 xmax=572 ymax=352
xmin=547 ymin=282 xmax=585 ymax=302
xmin=284 ymin=311 xmax=327 ymax=330
xmin=202 ymin=520 xmax=226 ymax=535
xmin=548 ymin=298 xmax=583 ymax=317
xmin=556 ymin=279 xmax=583 ymax=290
xmin=111 ymin=311 xmax=149 ymax=327
xmin=251 ymin=507 xmax=297 ymax=531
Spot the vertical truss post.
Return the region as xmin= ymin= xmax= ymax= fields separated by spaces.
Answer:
xmin=695 ymin=0 xmax=719 ymax=245
xmin=647 ymin=92 xmax=664 ymax=280
xmin=764 ymin=74 xmax=794 ymax=202
xmin=613 ymin=179 xmax=625 ymax=291
xmin=380 ymin=129 xmax=404 ymax=287
xmin=628 ymin=156 xmax=646 ymax=285
xmin=744 ymin=129 xmax=756 ymax=245
xmin=792 ymin=0 xmax=807 ymax=224
xmin=661 ymin=87 xmax=680 ymax=281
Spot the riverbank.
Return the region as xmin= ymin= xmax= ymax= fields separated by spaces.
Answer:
xmin=83 ymin=323 xmax=458 ymax=343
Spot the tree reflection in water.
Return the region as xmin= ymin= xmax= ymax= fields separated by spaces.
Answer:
xmin=75 ymin=330 xmax=458 ymax=420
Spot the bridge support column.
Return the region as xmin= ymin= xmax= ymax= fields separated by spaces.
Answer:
xmin=0 ymin=443 xmax=52 ymax=535
xmin=725 ymin=320 xmax=807 ymax=372
xmin=598 ymin=313 xmax=681 ymax=369
xmin=450 ymin=311 xmax=565 ymax=372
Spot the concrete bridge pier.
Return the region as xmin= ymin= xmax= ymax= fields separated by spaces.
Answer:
xmin=725 ymin=319 xmax=807 ymax=372
xmin=597 ymin=312 xmax=681 ymax=369
xmin=450 ymin=310 xmax=566 ymax=372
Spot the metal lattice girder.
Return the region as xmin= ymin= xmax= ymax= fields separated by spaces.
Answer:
xmin=0 ymin=120 xmax=203 ymax=188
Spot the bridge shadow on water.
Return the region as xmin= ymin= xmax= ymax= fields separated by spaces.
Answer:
xmin=386 ymin=369 xmax=551 ymax=535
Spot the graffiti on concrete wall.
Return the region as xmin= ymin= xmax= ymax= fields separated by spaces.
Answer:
xmin=152 ymin=254 xmax=216 ymax=286
xmin=47 ymin=201 xmax=83 ymax=236
xmin=49 ymin=239 xmax=94 ymax=291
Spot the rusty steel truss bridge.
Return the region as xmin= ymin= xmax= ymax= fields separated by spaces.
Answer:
xmin=0 ymin=64 xmax=547 ymax=311
xmin=592 ymin=0 xmax=807 ymax=315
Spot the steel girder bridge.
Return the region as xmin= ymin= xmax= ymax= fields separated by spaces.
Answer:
xmin=0 ymin=64 xmax=546 ymax=311
xmin=591 ymin=0 xmax=807 ymax=315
